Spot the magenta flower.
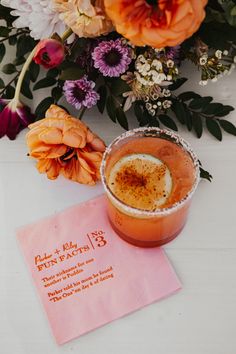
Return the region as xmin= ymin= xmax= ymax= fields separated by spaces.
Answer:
xmin=92 ymin=39 xmax=132 ymax=77
xmin=63 ymin=76 xmax=100 ymax=110
xmin=0 ymin=99 xmax=35 ymax=140
xmin=33 ymin=38 xmax=65 ymax=69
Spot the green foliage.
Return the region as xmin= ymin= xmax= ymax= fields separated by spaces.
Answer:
xmin=33 ymin=77 xmax=57 ymax=91
xmin=172 ymin=92 xmax=235 ymax=140
xmin=35 ymin=97 xmax=54 ymax=119
xmin=97 ymin=85 xmax=107 ymax=114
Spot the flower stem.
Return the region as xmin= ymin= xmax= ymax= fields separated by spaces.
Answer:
xmin=12 ymin=28 xmax=73 ymax=108
xmin=0 ymin=73 xmax=20 ymax=95
xmin=61 ymin=28 xmax=73 ymax=42
xmin=78 ymin=107 xmax=87 ymax=120
xmin=0 ymin=30 xmax=28 ymax=44
xmin=13 ymin=47 xmax=37 ymax=106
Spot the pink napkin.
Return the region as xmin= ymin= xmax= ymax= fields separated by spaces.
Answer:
xmin=16 ymin=195 xmax=181 ymax=345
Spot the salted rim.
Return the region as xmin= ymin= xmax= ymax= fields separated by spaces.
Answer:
xmin=100 ymin=127 xmax=200 ymax=217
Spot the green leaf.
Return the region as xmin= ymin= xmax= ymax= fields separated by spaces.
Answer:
xmin=29 ymin=61 xmax=40 ymax=82
xmin=51 ymin=86 xmax=63 ymax=103
xmin=172 ymin=100 xmax=186 ymax=124
xmin=116 ymin=107 xmax=129 ymax=130
xmin=0 ymin=26 xmax=11 ymax=37
xmin=206 ymin=118 xmax=222 ymax=141
xmin=33 ymin=77 xmax=56 ymax=91
xmin=21 ymin=79 xmax=33 ymax=99
xmin=35 ymin=97 xmax=54 ymax=119
xmin=147 ymin=116 xmax=160 ymax=127
xmin=219 ymin=119 xmax=236 ymax=136
xmin=200 ymin=167 xmax=213 ymax=182
xmin=59 ymin=67 xmax=84 ymax=80
xmin=0 ymin=78 xmax=4 ymax=89
xmin=4 ymin=85 xmax=15 ymax=99
xmin=189 ymin=96 xmax=213 ymax=110
xmin=8 ymin=35 xmax=17 ymax=46
xmin=0 ymin=43 xmax=6 ymax=64
xmin=202 ymin=103 xmax=223 ymax=115
xmin=106 ymin=96 xmax=117 ymax=122
xmin=185 ymin=109 xmax=193 ymax=131
xmin=134 ymin=102 xmax=144 ymax=123
xmin=47 ymin=68 xmax=59 ymax=78
xmin=0 ymin=5 xmax=16 ymax=26
xmin=199 ymin=22 xmax=236 ymax=49
xmin=169 ymin=78 xmax=188 ymax=91
xmin=192 ymin=113 xmax=203 ymax=138
xmin=109 ymin=78 xmax=130 ymax=96
xmin=178 ymin=91 xmax=201 ymax=102
xmin=140 ymin=110 xmax=152 ymax=126
xmin=158 ymin=114 xmax=178 ymax=131
xmin=13 ymin=56 xmax=25 ymax=66
xmin=2 ymin=63 xmax=16 ymax=74
xmin=16 ymin=35 xmax=36 ymax=57
xmin=215 ymin=105 xmax=234 ymax=117
xmin=97 ymin=85 xmax=107 ymax=114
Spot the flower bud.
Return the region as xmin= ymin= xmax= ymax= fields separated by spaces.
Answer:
xmin=33 ymin=39 xmax=65 ymax=69
xmin=0 ymin=99 xmax=35 ymax=140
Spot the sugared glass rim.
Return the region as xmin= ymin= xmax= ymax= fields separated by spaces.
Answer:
xmin=100 ymin=127 xmax=200 ymax=217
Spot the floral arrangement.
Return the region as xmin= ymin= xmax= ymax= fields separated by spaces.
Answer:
xmin=1 ymin=0 xmax=236 ymax=184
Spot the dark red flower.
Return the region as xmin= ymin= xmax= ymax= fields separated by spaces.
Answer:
xmin=33 ymin=39 xmax=65 ymax=69
xmin=0 ymin=99 xmax=35 ymax=140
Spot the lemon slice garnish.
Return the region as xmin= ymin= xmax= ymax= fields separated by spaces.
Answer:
xmin=108 ymin=154 xmax=172 ymax=211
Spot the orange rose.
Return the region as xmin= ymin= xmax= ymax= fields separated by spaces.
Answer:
xmin=26 ymin=105 xmax=106 ymax=185
xmin=104 ymin=0 xmax=208 ymax=48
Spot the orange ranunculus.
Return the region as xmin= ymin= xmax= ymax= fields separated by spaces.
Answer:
xmin=104 ymin=0 xmax=208 ymax=48
xmin=26 ymin=105 xmax=106 ymax=185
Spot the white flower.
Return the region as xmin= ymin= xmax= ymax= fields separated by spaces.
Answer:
xmin=150 ymin=109 xmax=156 ymax=116
xmin=223 ymin=50 xmax=229 ymax=56
xmin=199 ymin=80 xmax=208 ymax=86
xmin=166 ymin=75 xmax=172 ymax=81
xmin=146 ymin=103 xmax=152 ymax=110
xmin=162 ymin=100 xmax=172 ymax=109
xmin=215 ymin=50 xmax=222 ymax=59
xmin=199 ymin=55 xmax=208 ymax=66
xmin=1 ymin=0 xmax=66 ymax=40
xmin=152 ymin=59 xmax=162 ymax=70
xmin=151 ymin=92 xmax=160 ymax=100
xmin=162 ymin=89 xmax=171 ymax=97
xmin=152 ymin=72 xmax=166 ymax=84
xmin=211 ymin=77 xmax=218 ymax=83
xmin=166 ymin=59 xmax=174 ymax=68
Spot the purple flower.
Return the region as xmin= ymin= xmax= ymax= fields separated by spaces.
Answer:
xmin=0 ymin=99 xmax=34 ymax=140
xmin=92 ymin=39 xmax=132 ymax=77
xmin=63 ymin=76 xmax=100 ymax=110
xmin=166 ymin=45 xmax=181 ymax=64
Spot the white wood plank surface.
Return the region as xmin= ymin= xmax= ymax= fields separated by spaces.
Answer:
xmin=0 ymin=63 xmax=236 ymax=354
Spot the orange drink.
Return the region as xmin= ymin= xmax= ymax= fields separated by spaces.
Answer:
xmin=100 ymin=128 xmax=200 ymax=247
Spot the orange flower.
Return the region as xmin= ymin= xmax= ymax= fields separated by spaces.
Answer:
xmin=26 ymin=105 xmax=106 ymax=185
xmin=104 ymin=0 xmax=208 ymax=48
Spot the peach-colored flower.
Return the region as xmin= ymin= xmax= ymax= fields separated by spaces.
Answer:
xmin=53 ymin=0 xmax=113 ymax=38
xmin=104 ymin=0 xmax=208 ymax=48
xmin=26 ymin=105 xmax=106 ymax=185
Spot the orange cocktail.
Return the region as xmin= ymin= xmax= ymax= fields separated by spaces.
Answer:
xmin=100 ymin=128 xmax=200 ymax=247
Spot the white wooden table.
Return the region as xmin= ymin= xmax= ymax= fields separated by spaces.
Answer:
xmin=1 ymin=64 xmax=236 ymax=354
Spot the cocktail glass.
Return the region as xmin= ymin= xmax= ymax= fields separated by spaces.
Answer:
xmin=100 ymin=127 xmax=200 ymax=247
